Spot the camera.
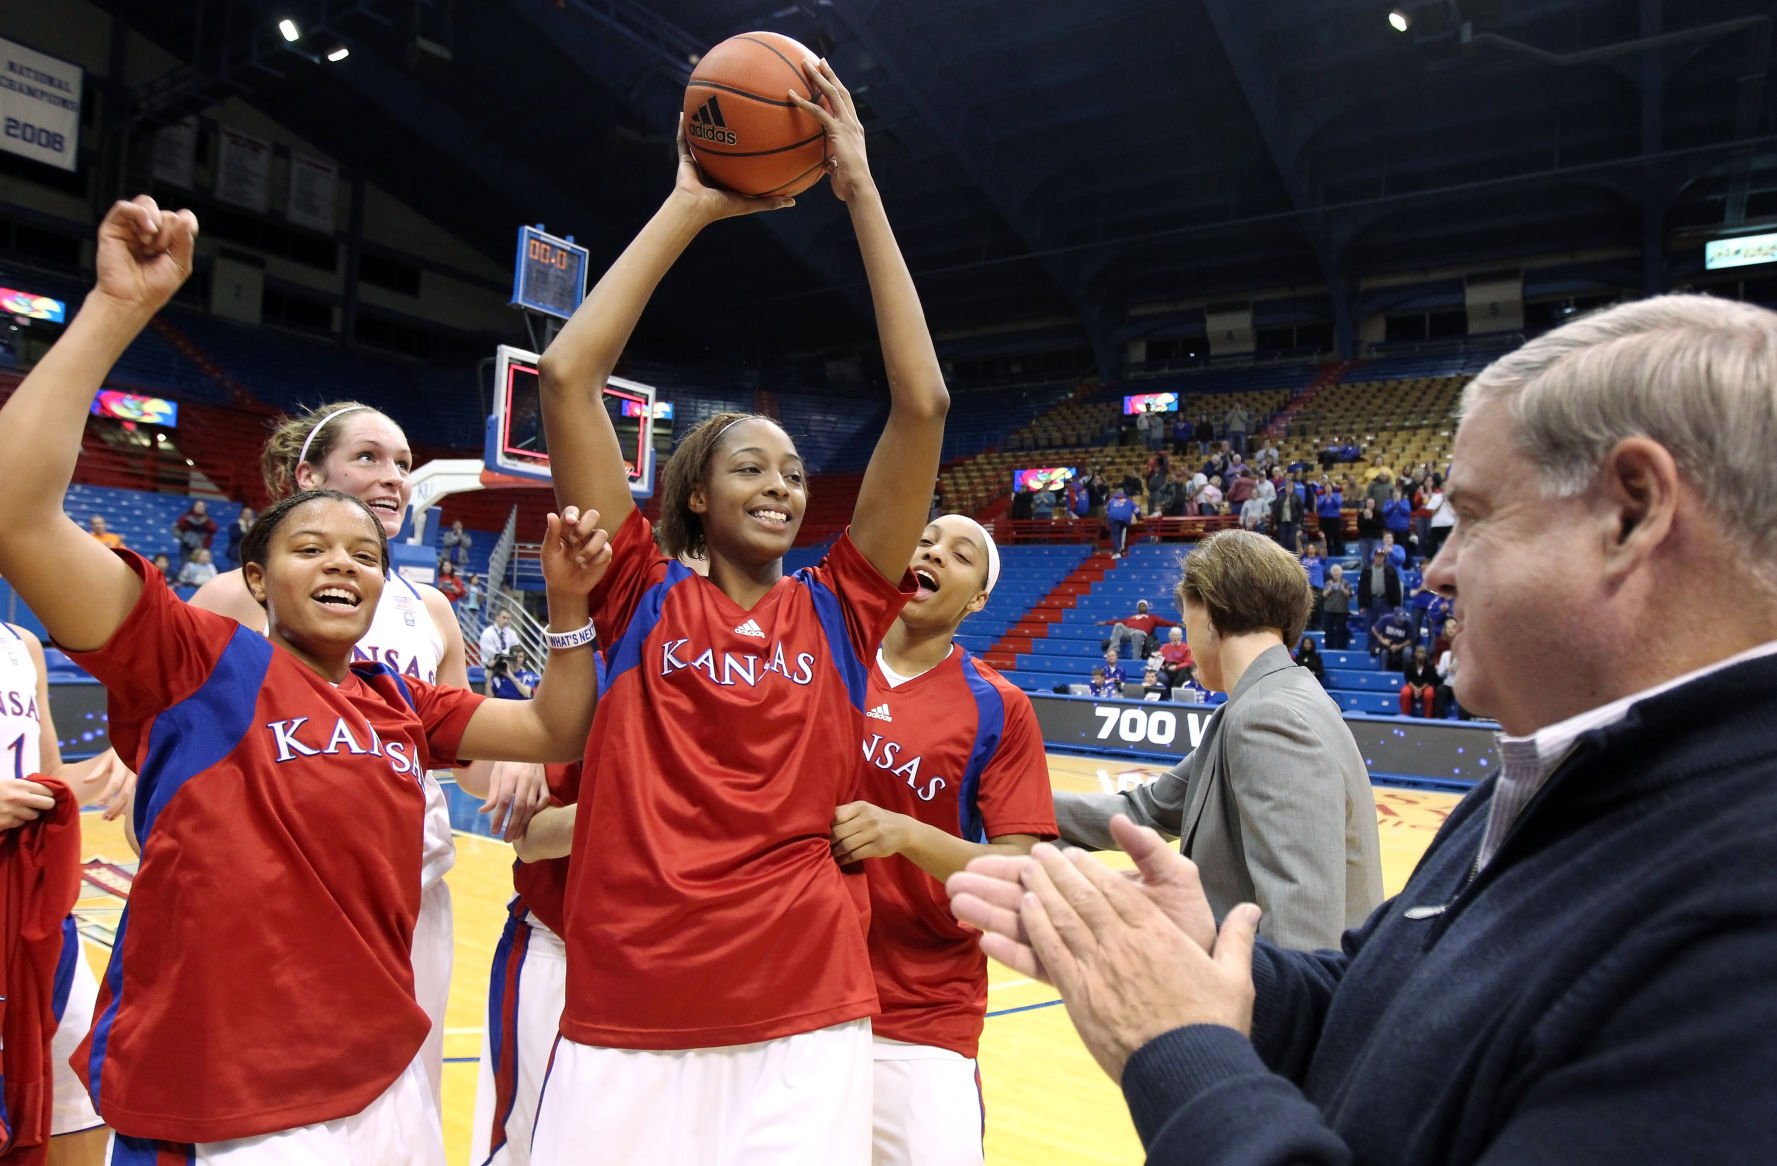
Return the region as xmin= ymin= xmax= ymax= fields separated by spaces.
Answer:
xmin=487 ymin=653 xmax=511 ymax=678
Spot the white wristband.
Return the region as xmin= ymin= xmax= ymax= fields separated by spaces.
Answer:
xmin=543 ymin=619 xmax=597 ymax=651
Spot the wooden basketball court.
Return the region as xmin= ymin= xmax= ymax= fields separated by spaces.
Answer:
xmin=69 ymin=754 xmax=1459 ymax=1164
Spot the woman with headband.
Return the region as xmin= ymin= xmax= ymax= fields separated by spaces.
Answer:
xmin=829 ymin=514 xmax=1058 ymax=1166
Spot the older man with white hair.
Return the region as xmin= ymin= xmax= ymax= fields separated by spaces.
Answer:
xmin=949 ymin=295 xmax=1777 ymax=1165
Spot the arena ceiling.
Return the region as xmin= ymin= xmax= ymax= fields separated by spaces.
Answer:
xmin=120 ymin=0 xmax=1777 ymax=371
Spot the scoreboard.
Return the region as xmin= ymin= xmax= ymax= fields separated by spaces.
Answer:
xmin=511 ymin=225 xmax=589 ymax=320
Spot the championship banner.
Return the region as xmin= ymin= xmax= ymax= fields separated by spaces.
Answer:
xmin=0 ymin=36 xmax=83 ymax=172
xmin=214 ymin=125 xmax=271 ymax=212
xmin=151 ymin=115 xmax=198 ymax=188
xmin=286 ymin=152 xmax=338 ymax=233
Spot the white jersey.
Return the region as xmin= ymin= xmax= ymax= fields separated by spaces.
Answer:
xmin=0 ymin=622 xmax=44 ymax=778
xmin=345 ymin=573 xmax=455 ymax=886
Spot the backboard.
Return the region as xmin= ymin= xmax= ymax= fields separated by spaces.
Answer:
xmin=486 ymin=344 xmax=657 ymax=497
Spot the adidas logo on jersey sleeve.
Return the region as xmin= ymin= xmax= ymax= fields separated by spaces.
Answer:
xmin=866 ymin=703 xmax=893 ymax=722
xmin=733 ymin=618 xmax=766 ymax=639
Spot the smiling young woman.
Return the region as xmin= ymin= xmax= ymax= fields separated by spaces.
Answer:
xmin=0 ymin=196 xmax=608 ymax=1164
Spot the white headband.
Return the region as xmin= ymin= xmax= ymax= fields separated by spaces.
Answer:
xmin=295 ymin=405 xmax=369 ymax=474
xmin=945 ymin=515 xmax=1001 ymax=596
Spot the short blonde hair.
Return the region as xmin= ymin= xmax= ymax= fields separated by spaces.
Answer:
xmin=1175 ymin=530 xmax=1310 ymax=646
xmin=1463 ymin=295 xmax=1777 ymax=583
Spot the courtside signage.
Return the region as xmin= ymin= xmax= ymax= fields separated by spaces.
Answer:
xmin=0 ymin=36 xmax=82 ymax=172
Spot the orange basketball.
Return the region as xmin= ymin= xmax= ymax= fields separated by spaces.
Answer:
xmin=683 ymin=32 xmax=829 ymax=198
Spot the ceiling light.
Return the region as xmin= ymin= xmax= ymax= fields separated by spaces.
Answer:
xmin=327 ymin=46 xmax=350 ymax=62
xmin=278 ymin=18 xmax=300 ymax=42
xmin=1388 ymin=10 xmax=1410 ymax=32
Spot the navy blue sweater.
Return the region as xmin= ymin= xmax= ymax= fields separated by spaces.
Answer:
xmin=1122 ymin=654 xmax=1777 ymax=1164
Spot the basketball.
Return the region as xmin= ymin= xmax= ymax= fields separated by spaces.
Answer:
xmin=683 ymin=32 xmax=829 ymax=198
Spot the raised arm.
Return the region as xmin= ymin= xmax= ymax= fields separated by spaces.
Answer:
xmin=455 ymin=507 xmax=609 ymax=763
xmin=0 ymin=198 xmax=197 ymax=650
xmin=794 ymin=61 xmax=949 ymax=580
xmin=538 ymin=125 xmax=796 ymax=540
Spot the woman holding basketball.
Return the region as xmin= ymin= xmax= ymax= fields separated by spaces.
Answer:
xmin=0 ymin=196 xmax=607 ymax=1164
xmin=531 ymin=56 xmax=946 ymax=1165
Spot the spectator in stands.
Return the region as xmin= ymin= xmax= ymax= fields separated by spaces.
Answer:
xmin=462 ymin=572 xmax=484 ymax=617
xmin=1253 ymin=441 xmax=1279 ymax=473
xmin=435 ymin=559 xmax=467 ymax=604
xmin=1273 ymin=480 xmax=1304 ymax=552
xmin=1359 ymin=545 xmax=1403 ymax=626
xmin=1160 ymin=469 xmax=1190 ymax=518
xmin=441 ymin=519 xmax=472 ymax=568
xmin=1196 ymin=475 xmax=1224 ymax=517
xmin=172 ymin=499 xmax=217 ymax=565
xmin=1369 ymin=604 xmax=1414 ymax=670
xmin=1171 ymin=414 xmax=1193 ymax=455
xmin=1381 ymin=530 xmax=1407 ymax=571
xmin=1433 ymin=639 xmax=1467 ymax=721
xmin=87 ymin=514 xmax=124 ymax=549
xmin=1193 ymin=415 xmax=1215 ymax=457
xmin=1145 ymin=455 xmax=1169 ymax=516
xmin=1137 ymin=403 xmax=1163 ymax=451
xmin=1383 ymin=486 xmax=1415 ymax=566
xmin=1226 ymin=467 xmax=1255 ymax=511
xmin=1314 ymin=476 xmax=1345 ymax=555
xmin=223 ymin=505 xmax=254 ymax=569
xmin=1067 ymin=474 xmax=1091 ymax=522
xmin=1239 ymin=490 xmax=1270 ymax=534
xmin=1200 ymin=450 xmax=1227 ymax=482
xmin=1365 ymin=469 xmax=1394 ymax=511
xmin=1432 ymin=614 xmax=1458 ymax=662
xmin=1223 ymin=404 xmax=1249 ymax=456
xmin=1047 ymin=529 xmax=1383 ymax=950
xmin=1321 ymin=564 xmax=1352 ymax=650
xmin=1399 ymin=644 xmax=1438 ymax=717
xmin=1008 ymin=487 xmax=1034 ymax=521
xmin=1087 ymin=666 xmax=1117 ymax=698
xmin=1154 ymin=626 xmax=1194 ymax=699
xmin=1426 ymin=475 xmax=1456 ymax=561
xmin=1097 ymin=650 xmax=1128 ymax=693
xmin=1355 ymin=496 xmax=1385 ymax=566
xmin=1294 ymin=635 xmax=1326 ymax=687
xmin=1098 ymin=600 xmax=1176 ymax=660
xmin=488 ymin=646 xmax=540 ymax=700
xmin=175 ymin=547 xmax=217 ymax=588
xmin=1300 ymin=540 xmax=1326 ymax=626
xmin=150 ymin=552 xmax=174 ymax=583
xmin=1105 ymin=487 xmax=1138 ymax=558
xmin=1030 ymin=485 xmax=1057 ymax=521
xmin=1084 ymin=464 xmax=1110 ymax=516
xmin=478 ymin=609 xmax=520 ymax=664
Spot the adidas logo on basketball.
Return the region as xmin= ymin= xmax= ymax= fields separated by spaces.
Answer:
xmin=688 ymin=96 xmax=738 ymax=146
xmin=866 ymin=703 xmax=893 ymax=722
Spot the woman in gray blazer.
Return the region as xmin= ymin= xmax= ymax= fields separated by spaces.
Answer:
xmin=1053 ymin=530 xmax=1384 ymax=950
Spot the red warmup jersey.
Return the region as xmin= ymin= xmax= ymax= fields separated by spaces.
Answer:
xmin=862 ymin=649 xmax=1056 ymax=1058
xmin=561 ymin=512 xmax=912 ymax=1050
xmin=67 ymin=554 xmax=483 ymax=1143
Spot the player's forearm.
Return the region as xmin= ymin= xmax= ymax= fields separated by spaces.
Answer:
xmin=514 ymin=804 xmax=576 ymax=862
xmin=539 ymin=194 xmax=706 ymax=392
xmin=849 ymin=189 xmax=948 ymax=425
xmin=896 ymin=818 xmax=1035 ymax=883
xmin=524 ymin=593 xmax=597 ymax=759
xmin=0 ymin=297 xmax=148 ymax=522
